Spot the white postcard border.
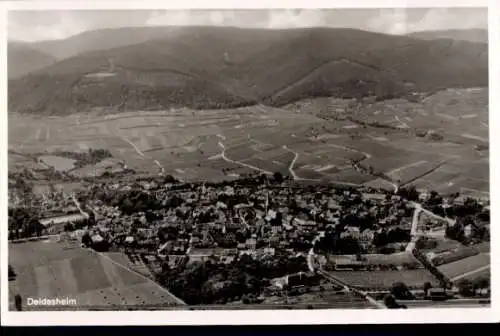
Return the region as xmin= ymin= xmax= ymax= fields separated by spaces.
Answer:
xmin=1 ymin=0 xmax=498 ymax=326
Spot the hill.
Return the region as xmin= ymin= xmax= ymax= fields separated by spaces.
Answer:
xmin=8 ymin=42 xmax=57 ymax=79
xmin=407 ymin=29 xmax=488 ymax=44
xmin=8 ymin=27 xmax=488 ymax=115
xmin=18 ymin=26 xmax=181 ymax=60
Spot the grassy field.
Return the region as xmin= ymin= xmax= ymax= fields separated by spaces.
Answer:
xmin=8 ymin=238 xmax=184 ymax=310
xmin=9 ymin=88 xmax=489 ymax=195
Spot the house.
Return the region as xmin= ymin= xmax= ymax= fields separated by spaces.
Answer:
xmin=287 ymin=272 xmax=321 ymax=287
xmin=362 ymin=193 xmax=386 ymax=202
xmin=453 ymin=196 xmax=467 ymax=206
xmin=464 ymin=224 xmax=473 ymax=238
xmin=341 ymin=227 xmax=361 ymax=239
xmin=245 ymin=238 xmax=257 ymax=250
xmin=359 ymin=229 xmax=375 ymax=246
xmin=270 ymin=276 xmax=288 ymax=289
xmin=263 ymin=247 xmax=275 ymax=255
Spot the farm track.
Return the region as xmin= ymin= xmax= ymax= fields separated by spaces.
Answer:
xmin=388 ymin=160 xmax=428 ymax=176
xmin=399 ymin=159 xmax=452 ymax=188
xmin=282 ymin=145 xmax=318 ymax=181
xmin=218 ymin=141 xmax=273 ymax=175
xmin=118 ymin=135 xmax=163 ymax=174
xmin=120 ymin=137 xmax=145 ymax=157
xmin=450 ymin=265 xmax=490 ymax=282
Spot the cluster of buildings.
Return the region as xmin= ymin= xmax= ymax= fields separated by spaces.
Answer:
xmin=57 ymin=178 xmax=428 ymax=262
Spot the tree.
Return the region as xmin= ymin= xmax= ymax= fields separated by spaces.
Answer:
xmin=8 ymin=265 xmax=16 ymax=279
xmin=14 ymin=294 xmax=23 ymax=311
xmin=445 ymin=223 xmax=465 ymax=243
xmin=383 ymin=294 xmax=404 ymax=309
xmin=273 ymin=172 xmax=284 ymax=184
xmin=423 ymin=282 xmax=433 ymax=298
xmin=456 ymin=279 xmax=474 ymax=297
xmin=473 ymin=277 xmax=490 ymax=291
xmin=390 ymin=282 xmax=414 ymax=300
xmin=164 ymin=175 xmax=177 ymax=183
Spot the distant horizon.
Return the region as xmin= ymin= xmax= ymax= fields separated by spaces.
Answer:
xmin=8 ymin=8 xmax=488 ymax=42
xmin=6 ymin=25 xmax=489 ymax=44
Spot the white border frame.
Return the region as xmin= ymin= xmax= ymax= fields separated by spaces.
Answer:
xmin=1 ymin=0 xmax=498 ymax=326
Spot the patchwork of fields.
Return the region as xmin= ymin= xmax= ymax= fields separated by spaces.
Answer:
xmin=9 ymin=238 xmax=184 ymax=310
xmin=9 ymin=88 xmax=489 ymax=195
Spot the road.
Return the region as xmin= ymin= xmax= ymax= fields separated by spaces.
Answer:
xmin=318 ymin=270 xmax=386 ymax=309
xmin=388 ymin=160 xmax=427 ymax=176
xmin=283 ymin=145 xmax=361 ymax=186
xmin=218 ymin=141 xmax=273 ymax=175
xmin=308 ymin=201 xmax=468 ymax=308
xmin=326 ymin=143 xmax=372 ymax=160
xmin=121 ymin=136 xmax=165 ymax=175
xmin=307 ymin=232 xmax=386 ymax=309
xmin=395 ymin=116 xmax=410 ymax=129
xmin=451 ymin=265 xmax=490 ymax=282
xmin=282 ymin=145 xmax=322 ymax=182
xmin=282 ymin=145 xmax=301 ymax=180
xmin=121 ymin=136 xmax=145 ymax=157
xmin=236 ymin=206 xmax=251 ymax=230
xmin=154 ymin=160 xmax=165 ymax=175
xmin=71 ymin=193 xmax=90 ymax=219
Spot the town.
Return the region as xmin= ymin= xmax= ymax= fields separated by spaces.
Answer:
xmin=8 ymin=169 xmax=491 ymax=309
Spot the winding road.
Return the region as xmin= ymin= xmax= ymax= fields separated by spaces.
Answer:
xmin=282 ymin=145 xmax=312 ymax=181
xmin=218 ymin=141 xmax=273 ymax=175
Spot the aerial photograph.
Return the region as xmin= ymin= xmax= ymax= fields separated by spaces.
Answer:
xmin=7 ymin=7 xmax=490 ymax=311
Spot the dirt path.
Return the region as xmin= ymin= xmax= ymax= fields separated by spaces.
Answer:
xmin=218 ymin=141 xmax=273 ymax=175
xmin=450 ymin=265 xmax=490 ymax=282
xmin=282 ymin=145 xmax=302 ymax=180
xmin=395 ymin=116 xmax=410 ymax=129
xmin=388 ymin=160 xmax=428 ymax=176
xmin=121 ymin=137 xmax=145 ymax=157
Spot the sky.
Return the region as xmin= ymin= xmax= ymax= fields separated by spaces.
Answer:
xmin=8 ymin=8 xmax=488 ymax=42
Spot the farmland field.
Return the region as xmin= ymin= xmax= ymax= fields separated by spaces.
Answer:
xmin=39 ymin=155 xmax=76 ymax=171
xmin=327 ymin=270 xmax=439 ymax=290
xmin=8 ymin=238 xmax=184 ymax=310
xmin=327 ymin=252 xmax=421 ymax=267
xmin=451 ymin=267 xmax=490 ymax=284
xmin=437 ymin=253 xmax=490 ymax=280
xmin=263 ymin=290 xmax=375 ymax=309
xmin=8 ymin=88 xmax=489 ymax=195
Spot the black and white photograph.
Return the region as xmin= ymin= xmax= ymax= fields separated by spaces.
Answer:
xmin=2 ymin=0 xmax=497 ymax=325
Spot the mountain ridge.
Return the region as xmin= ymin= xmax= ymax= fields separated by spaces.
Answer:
xmin=407 ymin=28 xmax=488 ymax=44
xmin=8 ymin=27 xmax=488 ymax=115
